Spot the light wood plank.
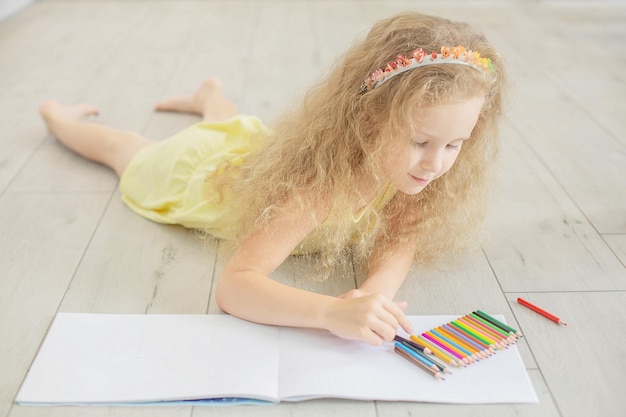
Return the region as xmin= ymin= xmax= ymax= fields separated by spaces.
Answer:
xmin=143 ymin=1 xmax=259 ymax=141
xmin=495 ymin=7 xmax=626 ymax=234
xmin=510 ymin=292 xmax=626 ymax=417
xmin=524 ymin=4 xmax=626 ymax=143
xmin=482 ymin=125 xmax=626 ymax=292
xmin=237 ymin=1 xmax=321 ymax=123
xmin=59 ymin=191 xmax=216 ymax=315
xmin=10 ymin=405 xmax=191 ymax=417
xmin=604 ymin=234 xmax=626 ymax=266
xmin=7 ymin=134 xmax=117 ymax=193
xmin=0 ymin=193 xmax=109 ymax=417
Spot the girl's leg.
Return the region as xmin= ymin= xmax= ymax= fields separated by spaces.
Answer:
xmin=39 ymin=100 xmax=153 ymax=177
xmin=155 ymin=78 xmax=238 ymax=122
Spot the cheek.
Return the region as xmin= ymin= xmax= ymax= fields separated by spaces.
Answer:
xmin=441 ymin=151 xmax=462 ymax=173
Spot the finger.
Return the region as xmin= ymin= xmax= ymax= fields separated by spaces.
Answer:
xmin=369 ymin=302 xmax=404 ymax=341
xmin=361 ymin=328 xmax=385 ymax=346
xmin=370 ymin=316 xmax=397 ymax=342
xmin=399 ymin=316 xmax=413 ymax=334
xmin=367 ymin=297 xmax=407 ymax=338
xmin=395 ymin=300 xmax=408 ymax=310
xmin=383 ymin=301 xmax=413 ymax=334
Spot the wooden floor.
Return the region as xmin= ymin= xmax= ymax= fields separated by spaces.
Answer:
xmin=1 ymin=1 xmax=625 ymax=416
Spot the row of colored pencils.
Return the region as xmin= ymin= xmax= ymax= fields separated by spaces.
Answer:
xmin=394 ymin=310 xmax=522 ymax=379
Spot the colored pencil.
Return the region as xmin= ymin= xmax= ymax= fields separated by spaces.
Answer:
xmin=398 ymin=337 xmax=452 ymax=373
xmin=422 ymin=332 xmax=465 ymax=359
xmin=451 ymin=320 xmax=497 ymax=348
xmin=394 ymin=344 xmax=445 ymax=380
xmin=437 ymin=326 xmax=486 ymax=359
xmin=394 ymin=335 xmax=431 ymax=354
xmin=391 ymin=309 xmax=524 ymax=374
xmin=442 ymin=323 xmax=492 ymax=356
xmin=517 ymin=297 xmax=567 ymax=326
xmin=415 ymin=349 xmax=452 ymax=374
xmin=395 ymin=342 xmax=436 ymax=369
xmin=422 ymin=332 xmax=468 ymax=365
xmin=474 ymin=310 xmax=522 ymax=337
xmin=456 ymin=317 xmax=505 ymax=350
xmin=429 ymin=328 xmax=476 ymax=362
xmin=469 ymin=312 xmax=518 ymax=343
xmin=396 ymin=341 xmax=441 ymax=372
xmin=411 ymin=335 xmax=459 ymax=367
xmin=462 ymin=315 xmax=510 ymax=346
xmin=462 ymin=316 xmax=510 ymax=349
xmin=444 ymin=323 xmax=495 ymax=353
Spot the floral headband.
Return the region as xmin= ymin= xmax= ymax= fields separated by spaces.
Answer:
xmin=359 ymin=46 xmax=495 ymax=94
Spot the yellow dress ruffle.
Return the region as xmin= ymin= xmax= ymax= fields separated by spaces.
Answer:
xmin=119 ymin=115 xmax=267 ymax=240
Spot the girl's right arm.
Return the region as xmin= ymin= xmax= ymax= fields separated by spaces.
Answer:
xmin=215 ymin=198 xmax=412 ymax=346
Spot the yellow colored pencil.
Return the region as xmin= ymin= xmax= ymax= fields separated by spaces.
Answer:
xmin=410 ymin=334 xmax=459 ymax=367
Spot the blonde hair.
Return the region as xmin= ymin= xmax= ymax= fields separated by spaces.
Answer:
xmin=228 ymin=11 xmax=506 ymax=270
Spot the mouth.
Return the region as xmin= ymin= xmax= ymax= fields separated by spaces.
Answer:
xmin=408 ymin=173 xmax=432 ymax=186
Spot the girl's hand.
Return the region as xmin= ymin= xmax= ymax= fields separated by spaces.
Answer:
xmin=324 ymin=292 xmax=413 ymax=346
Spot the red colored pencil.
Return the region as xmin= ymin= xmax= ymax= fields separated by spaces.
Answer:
xmin=517 ymin=297 xmax=567 ymax=326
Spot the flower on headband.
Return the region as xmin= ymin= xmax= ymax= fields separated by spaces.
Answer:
xmin=397 ymin=54 xmax=412 ymax=67
xmin=465 ymin=51 xmax=494 ymax=72
xmin=468 ymin=51 xmax=481 ymax=64
xmin=484 ymin=57 xmax=494 ymax=72
xmin=359 ymin=45 xmax=496 ymax=94
xmin=452 ymin=46 xmax=466 ymax=59
xmin=413 ymin=48 xmax=426 ymax=62
xmin=372 ymin=69 xmax=384 ymax=82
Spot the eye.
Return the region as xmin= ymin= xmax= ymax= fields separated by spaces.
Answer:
xmin=446 ymin=140 xmax=464 ymax=150
xmin=412 ymin=140 xmax=427 ymax=148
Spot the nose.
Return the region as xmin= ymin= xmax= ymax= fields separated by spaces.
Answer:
xmin=419 ymin=148 xmax=443 ymax=173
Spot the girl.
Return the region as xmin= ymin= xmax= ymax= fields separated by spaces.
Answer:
xmin=39 ymin=11 xmax=504 ymax=346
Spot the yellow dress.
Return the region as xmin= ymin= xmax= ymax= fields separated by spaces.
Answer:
xmin=119 ymin=115 xmax=397 ymax=254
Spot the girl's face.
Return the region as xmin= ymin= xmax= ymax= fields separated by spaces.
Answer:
xmin=382 ymin=96 xmax=485 ymax=195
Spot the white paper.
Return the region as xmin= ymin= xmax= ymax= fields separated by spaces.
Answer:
xmin=16 ymin=313 xmax=538 ymax=405
xmin=278 ymin=316 xmax=537 ymax=403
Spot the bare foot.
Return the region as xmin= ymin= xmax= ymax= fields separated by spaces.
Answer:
xmin=154 ymin=78 xmax=225 ymax=115
xmin=39 ymin=100 xmax=100 ymax=132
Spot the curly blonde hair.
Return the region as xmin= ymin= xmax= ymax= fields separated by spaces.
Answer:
xmin=227 ymin=11 xmax=506 ymax=271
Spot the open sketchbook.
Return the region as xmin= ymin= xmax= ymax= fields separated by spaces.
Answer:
xmin=16 ymin=313 xmax=538 ymax=405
